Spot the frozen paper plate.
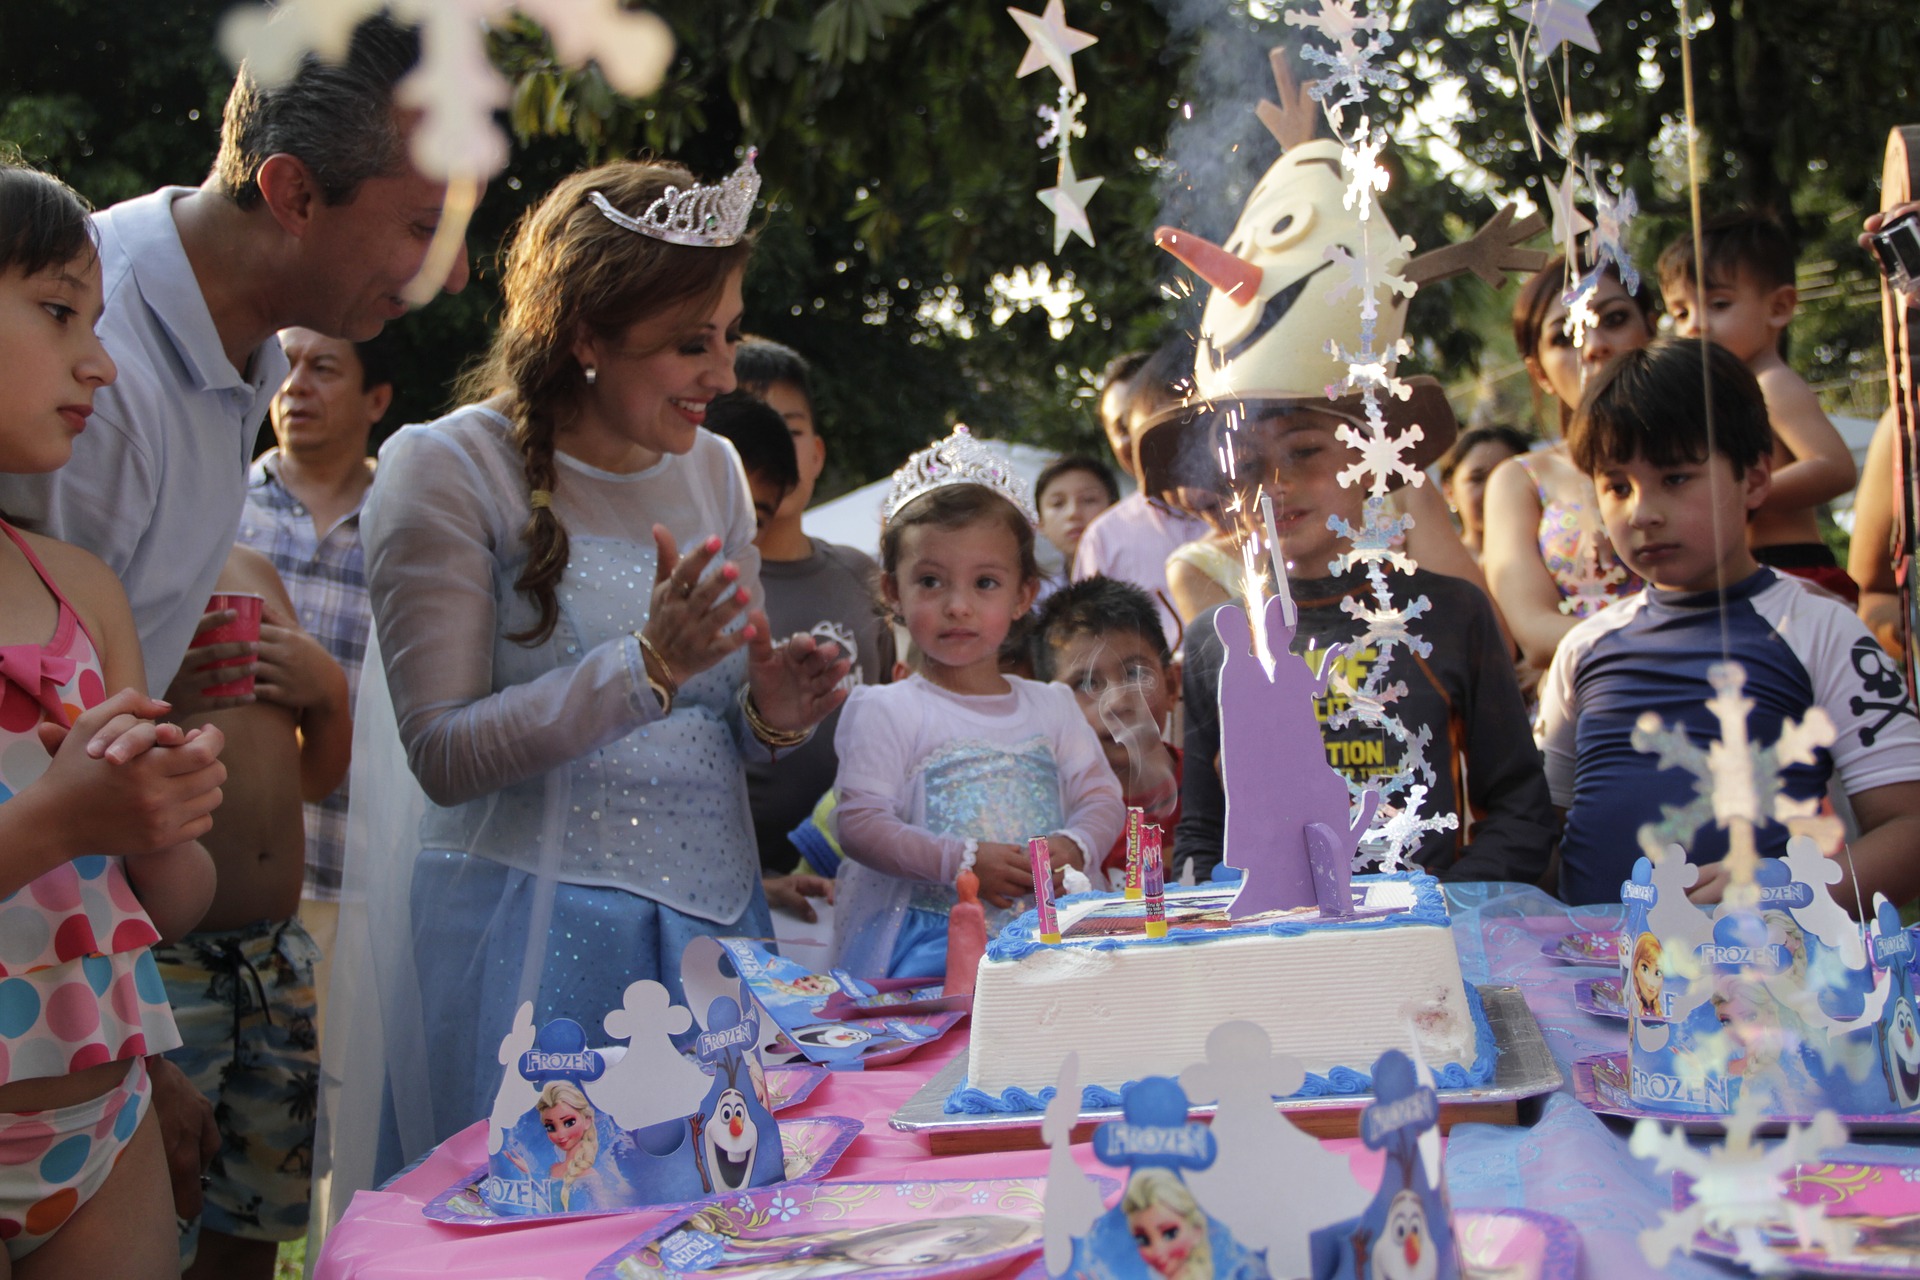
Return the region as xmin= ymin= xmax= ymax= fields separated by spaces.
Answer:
xmin=1572 ymin=976 xmax=1628 ymax=1021
xmin=587 ymin=1176 xmax=1115 ymax=1280
xmin=1677 ymin=1159 xmax=1920 ymax=1276
xmin=1539 ymin=929 xmax=1622 ymax=965
xmin=1573 ymin=1053 xmax=1920 ymax=1135
xmin=421 ymin=1114 xmax=861 ymax=1228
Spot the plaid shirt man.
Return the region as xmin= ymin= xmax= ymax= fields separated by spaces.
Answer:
xmin=235 ymin=449 xmax=372 ymax=900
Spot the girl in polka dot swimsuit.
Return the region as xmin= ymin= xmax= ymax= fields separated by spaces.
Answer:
xmin=0 ymin=163 xmax=222 ymax=1276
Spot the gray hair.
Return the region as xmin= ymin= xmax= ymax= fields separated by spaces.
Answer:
xmin=213 ymin=15 xmax=419 ymax=210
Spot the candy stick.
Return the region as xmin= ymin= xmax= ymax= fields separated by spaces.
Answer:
xmin=1143 ymin=824 xmax=1167 ymax=939
xmin=1029 ymin=837 xmax=1061 ymax=944
xmin=1124 ymin=807 xmax=1144 ymax=900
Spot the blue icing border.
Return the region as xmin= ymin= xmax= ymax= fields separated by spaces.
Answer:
xmin=986 ymin=871 xmax=1450 ymax=963
xmin=943 ymin=963 xmax=1497 ymax=1116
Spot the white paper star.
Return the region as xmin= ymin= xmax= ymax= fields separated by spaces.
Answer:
xmin=1008 ymin=0 xmax=1097 ymax=94
xmin=1546 ymin=163 xmax=1593 ymax=256
xmin=1518 ymin=0 xmax=1604 ymax=63
xmin=1038 ymin=156 xmax=1103 ymax=252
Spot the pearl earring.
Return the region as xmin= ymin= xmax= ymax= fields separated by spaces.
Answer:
xmin=584 ymin=365 xmax=597 ymax=386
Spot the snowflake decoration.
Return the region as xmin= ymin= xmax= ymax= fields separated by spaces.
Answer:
xmin=972 ymin=1187 xmax=992 ymax=1204
xmin=1587 ymin=165 xmax=1642 ymax=294
xmin=1340 ymin=121 xmax=1392 ymax=219
xmin=1325 ymin=337 xmax=1415 ymax=404
xmin=222 ymin=0 xmax=672 ymax=181
xmin=1559 ymin=266 xmax=1605 ymax=349
xmin=1555 ymin=538 xmax=1629 ymax=617
xmin=1286 ymin=0 xmax=1402 ymax=128
xmin=1327 ymin=504 xmax=1417 ymax=575
xmin=1339 ymin=592 xmax=1433 ymax=660
xmin=1631 ymin=662 xmax=1838 ymax=897
xmin=769 ymin=1194 xmax=800 ymax=1222
xmin=1323 ymin=235 xmax=1416 ymax=320
xmin=1036 ymin=85 xmax=1088 ymax=151
xmin=1334 ymin=419 xmax=1424 ymax=495
xmin=1901 ymin=1167 xmax=1920 ymax=1183
xmin=1631 ymin=1091 xmax=1846 ymax=1273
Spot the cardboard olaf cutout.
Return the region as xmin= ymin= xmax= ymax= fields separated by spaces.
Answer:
xmin=1311 ymin=1050 xmax=1461 ymax=1280
xmin=478 ymin=983 xmax=787 ymax=1216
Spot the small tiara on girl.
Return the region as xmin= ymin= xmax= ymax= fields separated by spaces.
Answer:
xmin=588 ymin=149 xmax=761 ymax=248
xmin=883 ymin=425 xmax=1038 ymax=524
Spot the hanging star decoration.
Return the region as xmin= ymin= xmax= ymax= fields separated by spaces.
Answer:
xmin=1545 ymin=163 xmax=1593 ymax=256
xmin=1516 ymin=0 xmax=1605 ymax=63
xmin=1011 ymin=5 xmax=1102 ymax=254
xmin=1586 ymin=164 xmax=1642 ymax=294
xmin=1629 ymin=661 xmax=1841 ymax=886
xmin=1008 ymin=0 xmax=1097 ymax=93
xmin=221 ymin=0 xmax=674 ymax=303
xmin=1630 ymin=1090 xmax=1846 ymax=1273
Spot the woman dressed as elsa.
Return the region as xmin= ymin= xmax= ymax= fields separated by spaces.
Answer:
xmin=330 ymin=154 xmax=850 ymax=1189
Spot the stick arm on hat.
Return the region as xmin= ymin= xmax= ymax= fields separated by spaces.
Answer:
xmin=1402 ymin=203 xmax=1551 ymax=290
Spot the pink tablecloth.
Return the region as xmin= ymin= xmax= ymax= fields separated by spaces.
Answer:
xmin=314 ymin=1031 xmax=1382 ymax=1279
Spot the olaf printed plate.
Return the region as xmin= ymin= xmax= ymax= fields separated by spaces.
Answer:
xmin=421 ymin=1115 xmax=861 ymax=1228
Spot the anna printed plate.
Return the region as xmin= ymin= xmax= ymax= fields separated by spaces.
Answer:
xmin=1677 ymin=1160 xmax=1920 ymax=1276
xmin=1539 ymin=930 xmax=1622 ymax=965
xmin=1572 ymin=977 xmax=1628 ymax=1021
xmin=421 ymin=1114 xmax=861 ymax=1228
xmin=588 ymin=1176 xmax=1108 ymax=1280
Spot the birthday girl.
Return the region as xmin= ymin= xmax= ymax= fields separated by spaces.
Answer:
xmin=829 ymin=428 xmax=1124 ymax=978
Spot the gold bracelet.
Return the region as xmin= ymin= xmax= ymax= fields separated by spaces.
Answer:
xmin=634 ymin=632 xmax=676 ymax=715
xmin=739 ymin=686 xmax=808 ymax=748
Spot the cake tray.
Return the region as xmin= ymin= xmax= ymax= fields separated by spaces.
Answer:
xmin=890 ymin=984 xmax=1558 ymax=1154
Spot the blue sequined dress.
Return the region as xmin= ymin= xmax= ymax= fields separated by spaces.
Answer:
xmin=340 ymin=404 xmax=781 ymax=1180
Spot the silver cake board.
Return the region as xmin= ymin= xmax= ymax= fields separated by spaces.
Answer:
xmin=891 ymin=984 xmax=1558 ymax=1155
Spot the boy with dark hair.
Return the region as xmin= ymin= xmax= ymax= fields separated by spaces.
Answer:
xmin=1658 ymin=211 xmax=1858 ymax=599
xmin=1033 ymin=576 xmax=1183 ymax=888
xmin=1172 ymin=408 xmax=1553 ymax=886
xmin=1543 ymin=338 xmax=1920 ymax=908
xmin=1033 ymin=453 xmax=1118 ymax=594
xmin=724 ymin=345 xmax=893 ymax=907
xmin=707 ymin=391 xmax=799 ymax=529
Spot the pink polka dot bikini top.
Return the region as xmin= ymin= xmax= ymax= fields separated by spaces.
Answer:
xmin=0 ymin=520 xmax=167 ymax=1024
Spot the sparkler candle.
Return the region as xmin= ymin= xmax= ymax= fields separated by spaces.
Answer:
xmin=1260 ymin=491 xmax=1297 ymax=630
xmin=1029 ymin=837 xmax=1062 ymax=944
xmin=1143 ymin=824 xmax=1167 ymax=938
xmin=1124 ymin=807 xmax=1144 ymax=900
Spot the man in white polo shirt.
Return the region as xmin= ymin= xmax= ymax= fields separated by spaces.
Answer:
xmin=0 ymin=15 xmax=471 ymax=699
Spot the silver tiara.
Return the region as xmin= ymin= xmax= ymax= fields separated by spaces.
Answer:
xmin=588 ymin=149 xmax=761 ymax=248
xmin=883 ymin=426 xmax=1038 ymax=524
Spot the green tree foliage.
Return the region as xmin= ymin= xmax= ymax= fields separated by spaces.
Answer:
xmin=1 ymin=0 xmax=1910 ymax=488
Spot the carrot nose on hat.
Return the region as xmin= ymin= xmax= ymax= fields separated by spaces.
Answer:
xmin=1155 ymin=227 xmax=1263 ymax=306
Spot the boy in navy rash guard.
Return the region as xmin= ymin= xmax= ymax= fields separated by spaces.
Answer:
xmin=1541 ymin=338 xmax=1920 ymax=908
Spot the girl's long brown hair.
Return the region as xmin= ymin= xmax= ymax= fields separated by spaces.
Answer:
xmin=458 ymin=160 xmax=753 ymax=645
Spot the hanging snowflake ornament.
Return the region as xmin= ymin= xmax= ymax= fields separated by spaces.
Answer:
xmin=1035 ymin=86 xmax=1088 ymax=150
xmin=1559 ymin=265 xmax=1605 ymax=349
xmin=1555 ymin=535 xmax=1629 ymax=618
xmin=220 ymin=0 xmax=674 ymax=302
xmin=1008 ymin=0 xmax=1097 ymax=94
xmin=1339 ymin=120 xmax=1392 ymax=220
xmin=1586 ymin=164 xmax=1643 ymax=293
xmin=1630 ymin=661 xmax=1839 ymax=896
xmin=1515 ymin=0 xmax=1606 ymax=62
xmin=1284 ymin=0 xmax=1401 ymax=129
xmin=1631 ymin=1090 xmax=1846 ymax=1273
xmin=1322 ymin=235 xmax=1416 ymax=321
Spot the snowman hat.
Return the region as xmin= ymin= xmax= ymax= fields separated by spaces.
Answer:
xmin=1135 ymin=51 xmax=1545 ymax=502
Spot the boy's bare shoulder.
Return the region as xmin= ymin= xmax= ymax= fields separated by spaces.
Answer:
xmin=1753 ymin=358 xmax=1820 ymax=403
xmin=217 ymin=544 xmax=298 ymax=617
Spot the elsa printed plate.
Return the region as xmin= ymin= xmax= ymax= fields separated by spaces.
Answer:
xmin=1678 ymin=1160 xmax=1920 ymax=1276
xmin=588 ymin=1176 xmax=1117 ymax=1280
xmin=1573 ymin=977 xmax=1628 ymax=1021
xmin=422 ymin=1114 xmax=861 ymax=1228
xmin=1539 ymin=930 xmax=1622 ymax=965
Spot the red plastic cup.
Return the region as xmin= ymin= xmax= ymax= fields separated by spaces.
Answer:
xmin=197 ymin=592 xmax=264 ymax=698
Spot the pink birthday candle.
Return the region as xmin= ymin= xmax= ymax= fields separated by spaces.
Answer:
xmin=1029 ymin=837 xmax=1061 ymax=943
xmin=1143 ymin=824 xmax=1167 ymax=938
xmin=1124 ymin=807 xmax=1144 ymax=900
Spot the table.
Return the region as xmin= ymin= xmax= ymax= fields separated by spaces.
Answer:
xmin=313 ymin=884 xmax=1920 ymax=1278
